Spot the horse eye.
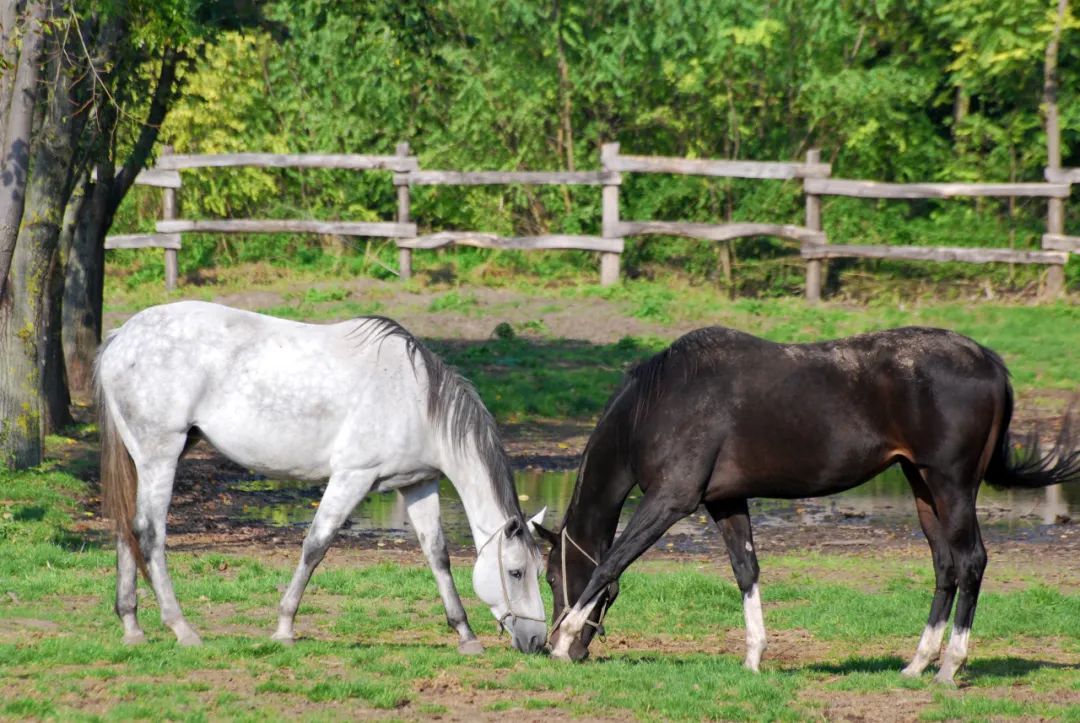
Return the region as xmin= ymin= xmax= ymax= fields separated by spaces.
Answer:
xmin=508 ymin=569 xmax=524 ymax=580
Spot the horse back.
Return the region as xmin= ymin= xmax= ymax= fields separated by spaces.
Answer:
xmin=608 ymin=326 xmax=1010 ymax=500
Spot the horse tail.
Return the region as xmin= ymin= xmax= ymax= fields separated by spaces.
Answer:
xmin=95 ymin=337 xmax=149 ymax=579
xmin=985 ymin=378 xmax=1080 ymax=490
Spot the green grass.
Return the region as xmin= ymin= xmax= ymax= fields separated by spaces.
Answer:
xmin=2 ymin=463 xmax=1079 ymax=720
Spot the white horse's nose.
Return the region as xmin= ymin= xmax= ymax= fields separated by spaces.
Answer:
xmin=512 ymin=621 xmax=548 ymax=653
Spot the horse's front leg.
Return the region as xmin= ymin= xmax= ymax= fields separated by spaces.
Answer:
xmin=273 ymin=468 xmax=376 ymax=644
xmin=400 ymin=479 xmax=483 ymax=655
xmin=549 ymin=492 xmax=691 ymax=661
xmin=706 ymin=498 xmax=766 ymax=672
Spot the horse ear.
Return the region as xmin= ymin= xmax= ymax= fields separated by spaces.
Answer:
xmin=504 ymin=517 xmax=524 ymax=538
xmin=527 ymin=506 xmax=547 ymax=534
xmin=532 ymin=522 xmax=559 ymax=547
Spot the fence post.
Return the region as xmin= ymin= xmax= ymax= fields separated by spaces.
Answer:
xmin=804 ymin=148 xmax=823 ymax=302
xmin=600 ymin=142 xmax=621 ymax=286
xmin=161 ymin=145 xmax=178 ymax=291
xmin=1046 ymin=192 xmax=1066 ymax=298
xmin=395 ymin=142 xmax=412 ymax=280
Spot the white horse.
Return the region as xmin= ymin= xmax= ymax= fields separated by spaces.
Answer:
xmin=96 ymin=301 xmax=547 ymax=654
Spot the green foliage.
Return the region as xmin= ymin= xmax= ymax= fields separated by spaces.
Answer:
xmin=106 ymin=0 xmax=1080 ymax=294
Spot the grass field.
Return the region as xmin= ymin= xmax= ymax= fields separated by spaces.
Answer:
xmin=2 ymin=269 xmax=1075 ymax=719
xmin=2 ymin=463 xmax=1080 ymax=721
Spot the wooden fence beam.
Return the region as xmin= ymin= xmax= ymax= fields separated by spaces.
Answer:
xmin=155 ymin=152 xmax=418 ymax=172
xmin=616 ymin=220 xmax=825 ymax=245
xmin=801 ymin=243 xmax=1068 ymax=265
xmin=157 ymin=219 xmax=417 ymax=237
xmin=1044 ymin=167 xmax=1080 ymax=183
xmin=608 ymin=153 xmax=831 ymax=180
xmin=804 ymin=178 xmax=1070 ymax=199
xmin=400 ymin=170 xmax=618 ymax=186
xmin=104 ymin=233 xmax=182 ymax=250
xmin=1042 ymin=234 xmax=1080 ymax=252
xmin=399 ymin=232 xmax=623 ymax=253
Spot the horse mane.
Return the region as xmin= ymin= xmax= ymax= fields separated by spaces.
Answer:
xmin=347 ymin=317 xmax=525 ymax=527
xmin=625 ymin=326 xmax=759 ymax=430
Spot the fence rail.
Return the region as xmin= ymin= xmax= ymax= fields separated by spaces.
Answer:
xmin=112 ymin=145 xmax=1077 ymax=297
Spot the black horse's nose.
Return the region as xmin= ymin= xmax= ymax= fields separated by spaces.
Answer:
xmin=529 ymin=634 xmax=544 ymax=652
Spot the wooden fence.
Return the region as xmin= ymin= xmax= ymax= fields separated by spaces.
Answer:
xmin=109 ymin=145 xmax=1077 ymax=298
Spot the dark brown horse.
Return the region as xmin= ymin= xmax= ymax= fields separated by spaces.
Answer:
xmin=536 ymin=326 xmax=1079 ymax=684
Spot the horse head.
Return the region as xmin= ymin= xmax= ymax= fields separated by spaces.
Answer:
xmin=472 ymin=509 xmax=548 ymax=653
xmin=535 ymin=522 xmax=619 ymax=661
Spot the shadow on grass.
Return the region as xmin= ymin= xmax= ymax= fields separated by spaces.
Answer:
xmin=425 ymin=335 xmax=661 ymax=423
xmin=964 ymin=656 xmax=1080 ymax=680
xmin=805 ymin=654 xmax=1079 ymax=682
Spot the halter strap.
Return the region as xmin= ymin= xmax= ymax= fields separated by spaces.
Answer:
xmin=551 ymin=527 xmax=610 ymax=639
xmin=477 ymin=520 xmax=546 ymax=632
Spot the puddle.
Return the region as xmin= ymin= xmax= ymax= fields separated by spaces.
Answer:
xmin=229 ymin=466 xmax=1079 ymax=551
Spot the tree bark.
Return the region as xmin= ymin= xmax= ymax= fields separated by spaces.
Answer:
xmin=63 ymin=161 xmax=110 ymax=396
xmin=0 ymin=0 xmax=27 ymax=151
xmin=0 ymin=0 xmax=46 ymax=299
xmin=0 ymin=18 xmax=84 ymax=466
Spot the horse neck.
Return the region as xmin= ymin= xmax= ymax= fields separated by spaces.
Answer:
xmin=563 ymin=430 xmax=633 ymax=559
xmin=440 ymin=446 xmax=517 ymax=552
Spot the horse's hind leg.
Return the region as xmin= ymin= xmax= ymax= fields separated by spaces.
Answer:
xmin=401 ymin=479 xmax=483 ymax=655
xmin=934 ymin=489 xmax=986 ymax=686
xmin=132 ymin=440 xmax=202 ymax=646
xmin=273 ymin=468 xmax=377 ymax=644
xmin=115 ymin=533 xmax=144 ymax=644
xmin=900 ymin=461 xmax=956 ymax=677
xmin=706 ymin=499 xmax=766 ymax=671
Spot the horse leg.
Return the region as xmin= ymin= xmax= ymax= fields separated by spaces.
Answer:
xmin=934 ymin=490 xmax=986 ymax=686
xmin=900 ymin=462 xmax=957 ymax=677
xmin=132 ymin=442 xmax=201 ymax=646
xmin=115 ymin=532 xmax=144 ymax=644
xmin=550 ymin=491 xmax=691 ymax=660
xmin=401 ymin=479 xmax=483 ymax=655
xmin=706 ymin=499 xmax=766 ymax=671
xmin=273 ymin=468 xmax=376 ymax=643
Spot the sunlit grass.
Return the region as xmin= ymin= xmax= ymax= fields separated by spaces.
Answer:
xmin=3 ymin=463 xmax=1080 ymax=720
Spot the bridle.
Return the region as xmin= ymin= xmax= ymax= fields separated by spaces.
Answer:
xmin=549 ymin=527 xmax=611 ymax=640
xmin=476 ymin=519 xmax=546 ymax=633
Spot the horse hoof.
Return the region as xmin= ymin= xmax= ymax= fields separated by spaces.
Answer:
xmin=270 ymin=633 xmax=295 ymax=646
xmin=122 ymin=631 xmax=146 ymax=645
xmin=932 ymin=672 xmax=958 ymax=687
xmin=900 ymin=665 xmax=922 ymax=678
xmin=177 ymin=633 xmax=203 ymax=647
xmin=457 ymin=640 xmax=484 ymax=655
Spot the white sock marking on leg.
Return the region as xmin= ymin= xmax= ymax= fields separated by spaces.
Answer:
xmin=902 ymin=621 xmax=946 ymax=677
xmin=742 ymin=584 xmax=766 ymax=672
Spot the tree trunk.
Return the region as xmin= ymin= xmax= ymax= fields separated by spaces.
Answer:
xmin=0 ymin=19 xmax=83 ymax=467
xmin=0 ymin=0 xmax=26 ymax=150
xmin=62 ymin=173 xmax=109 ymax=396
xmin=43 ymin=242 xmax=72 ymax=432
xmin=0 ymin=0 xmax=46 ymax=298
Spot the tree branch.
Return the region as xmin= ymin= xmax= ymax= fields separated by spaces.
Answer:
xmin=109 ymin=45 xmax=181 ymax=213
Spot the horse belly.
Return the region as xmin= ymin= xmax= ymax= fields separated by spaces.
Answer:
xmin=197 ymin=413 xmax=338 ymax=481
